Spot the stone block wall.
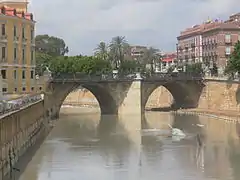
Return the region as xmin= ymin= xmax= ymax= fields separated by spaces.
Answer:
xmin=198 ymin=81 xmax=240 ymax=112
xmin=0 ymin=101 xmax=46 ymax=179
xmin=63 ymin=81 xmax=240 ymax=113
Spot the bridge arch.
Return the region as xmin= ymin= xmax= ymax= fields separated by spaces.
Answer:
xmin=44 ymin=82 xmax=118 ymax=117
xmin=142 ymin=81 xmax=204 ymax=110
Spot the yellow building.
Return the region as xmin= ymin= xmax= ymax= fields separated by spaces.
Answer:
xmin=0 ymin=0 xmax=36 ymax=94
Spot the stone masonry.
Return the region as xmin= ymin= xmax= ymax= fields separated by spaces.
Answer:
xmin=63 ymin=81 xmax=240 ymax=113
xmin=0 ymin=100 xmax=48 ymax=179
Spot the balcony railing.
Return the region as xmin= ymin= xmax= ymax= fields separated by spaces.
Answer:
xmin=0 ymin=35 xmax=7 ymax=41
xmin=225 ymin=38 xmax=231 ymax=43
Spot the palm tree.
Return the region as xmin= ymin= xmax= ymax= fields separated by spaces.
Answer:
xmin=109 ymin=36 xmax=128 ymax=69
xmin=142 ymin=47 xmax=160 ymax=72
xmin=94 ymin=42 xmax=108 ymax=61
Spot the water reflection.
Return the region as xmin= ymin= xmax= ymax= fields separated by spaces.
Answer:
xmin=19 ymin=108 xmax=240 ymax=180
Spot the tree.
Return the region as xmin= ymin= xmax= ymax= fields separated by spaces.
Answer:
xmin=225 ymin=41 xmax=240 ymax=75
xmin=35 ymin=52 xmax=53 ymax=75
xmin=109 ymin=36 xmax=128 ymax=69
xmin=142 ymin=47 xmax=160 ymax=72
xmin=94 ymin=42 xmax=108 ymax=61
xmin=119 ymin=60 xmax=141 ymax=74
xmin=35 ymin=34 xmax=69 ymax=56
xmin=49 ymin=56 xmax=112 ymax=75
xmin=185 ymin=62 xmax=203 ymax=74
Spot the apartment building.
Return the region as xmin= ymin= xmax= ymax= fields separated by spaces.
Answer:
xmin=177 ymin=14 xmax=240 ymax=75
xmin=0 ymin=0 xmax=36 ymax=94
xmin=202 ymin=22 xmax=240 ymax=74
xmin=130 ymin=45 xmax=147 ymax=60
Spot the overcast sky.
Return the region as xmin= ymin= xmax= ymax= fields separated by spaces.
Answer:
xmin=29 ymin=0 xmax=240 ymax=55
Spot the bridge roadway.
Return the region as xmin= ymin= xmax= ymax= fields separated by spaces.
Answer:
xmin=50 ymin=72 xmax=203 ymax=83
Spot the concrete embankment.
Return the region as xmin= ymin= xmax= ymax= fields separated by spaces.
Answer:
xmin=0 ymin=100 xmax=52 ymax=180
xmin=174 ymin=109 xmax=240 ymax=123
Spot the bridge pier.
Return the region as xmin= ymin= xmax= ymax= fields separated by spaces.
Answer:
xmin=118 ymin=80 xmax=143 ymax=115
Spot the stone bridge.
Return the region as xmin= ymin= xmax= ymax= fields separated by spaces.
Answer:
xmin=43 ymin=73 xmax=204 ymax=118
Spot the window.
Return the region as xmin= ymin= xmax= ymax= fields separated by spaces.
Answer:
xmin=22 ymin=27 xmax=25 ymax=39
xmin=22 ymin=87 xmax=26 ymax=91
xmin=31 ymin=29 xmax=34 ymax=40
xmin=14 ymin=47 xmax=17 ymax=60
xmin=1 ymin=69 xmax=6 ymax=79
xmin=2 ymin=88 xmax=7 ymax=92
xmin=22 ymin=48 xmax=25 ymax=64
xmin=14 ymin=70 xmax=17 ymax=79
xmin=39 ymin=87 xmax=42 ymax=91
xmin=30 ymin=70 xmax=34 ymax=79
xmin=14 ymin=88 xmax=17 ymax=92
xmin=225 ymin=47 xmax=231 ymax=55
xmin=31 ymin=50 xmax=34 ymax=64
xmin=225 ymin=34 xmax=231 ymax=42
xmin=22 ymin=70 xmax=25 ymax=79
xmin=31 ymin=87 xmax=34 ymax=91
xmin=1 ymin=24 xmax=5 ymax=36
xmin=13 ymin=25 xmax=17 ymax=37
xmin=2 ymin=47 xmax=6 ymax=59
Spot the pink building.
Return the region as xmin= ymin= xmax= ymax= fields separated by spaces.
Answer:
xmin=177 ymin=13 xmax=240 ymax=75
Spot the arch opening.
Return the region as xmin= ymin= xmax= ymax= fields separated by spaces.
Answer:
xmin=61 ymin=86 xmax=101 ymax=115
xmin=143 ymin=81 xmax=201 ymax=111
xmin=145 ymin=86 xmax=174 ymax=111
xmin=46 ymin=83 xmax=118 ymax=117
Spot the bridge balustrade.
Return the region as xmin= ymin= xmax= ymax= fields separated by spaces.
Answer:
xmin=51 ymin=72 xmax=203 ymax=82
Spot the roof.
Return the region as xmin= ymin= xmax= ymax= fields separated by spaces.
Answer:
xmin=178 ymin=21 xmax=240 ymax=39
xmin=162 ymin=57 xmax=174 ymax=62
xmin=0 ymin=0 xmax=28 ymax=4
xmin=0 ymin=5 xmax=33 ymax=21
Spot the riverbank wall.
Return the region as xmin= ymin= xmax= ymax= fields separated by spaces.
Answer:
xmin=0 ymin=100 xmax=50 ymax=180
xmin=63 ymin=81 xmax=240 ymax=118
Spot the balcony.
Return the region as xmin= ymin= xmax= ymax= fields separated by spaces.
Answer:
xmin=22 ymin=38 xmax=27 ymax=44
xmin=225 ymin=38 xmax=231 ymax=43
xmin=14 ymin=36 xmax=19 ymax=42
xmin=225 ymin=51 xmax=231 ymax=55
xmin=13 ymin=58 xmax=19 ymax=65
xmin=0 ymin=35 xmax=7 ymax=42
xmin=31 ymin=39 xmax=35 ymax=46
xmin=1 ymin=57 xmax=7 ymax=64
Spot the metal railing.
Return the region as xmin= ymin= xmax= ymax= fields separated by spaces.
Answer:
xmin=0 ymin=94 xmax=43 ymax=116
xmin=51 ymin=72 xmax=204 ymax=82
xmin=204 ymin=75 xmax=240 ymax=82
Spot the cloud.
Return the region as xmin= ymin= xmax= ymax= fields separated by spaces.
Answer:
xmin=29 ymin=0 xmax=240 ymax=55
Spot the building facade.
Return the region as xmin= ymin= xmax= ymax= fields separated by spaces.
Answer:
xmin=160 ymin=52 xmax=177 ymax=72
xmin=0 ymin=0 xmax=36 ymax=94
xmin=177 ymin=14 xmax=240 ymax=75
xmin=130 ymin=45 xmax=147 ymax=60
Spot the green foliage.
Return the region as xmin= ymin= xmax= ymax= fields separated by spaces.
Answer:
xmin=225 ymin=41 xmax=240 ymax=74
xmin=167 ymin=66 xmax=175 ymax=73
xmin=35 ymin=52 xmax=53 ymax=75
xmin=49 ymin=56 xmax=112 ymax=74
xmin=35 ymin=34 xmax=69 ymax=56
xmin=119 ymin=60 xmax=142 ymax=73
xmin=185 ymin=63 xmax=203 ymax=74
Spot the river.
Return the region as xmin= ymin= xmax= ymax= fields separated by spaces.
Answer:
xmin=18 ymin=107 xmax=240 ymax=180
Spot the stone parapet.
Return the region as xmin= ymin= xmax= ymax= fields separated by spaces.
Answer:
xmin=0 ymin=100 xmax=48 ymax=180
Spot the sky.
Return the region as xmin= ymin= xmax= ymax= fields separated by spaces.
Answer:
xmin=29 ymin=0 xmax=240 ymax=56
